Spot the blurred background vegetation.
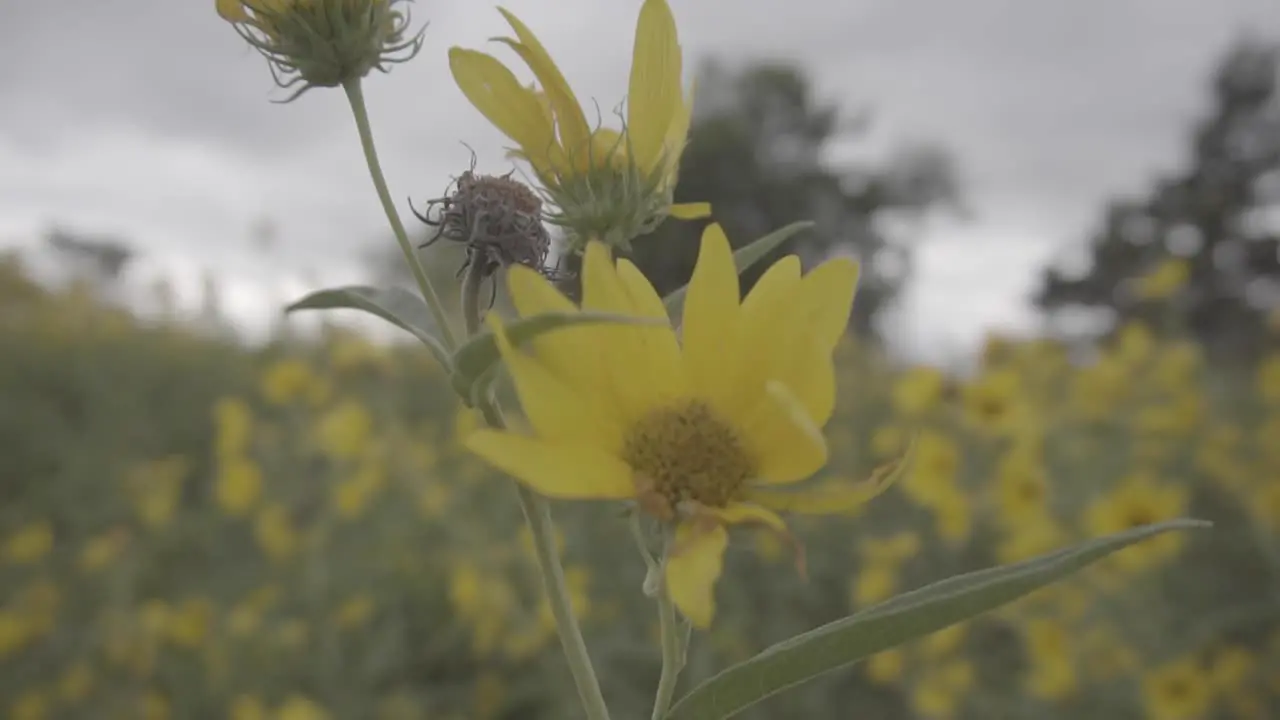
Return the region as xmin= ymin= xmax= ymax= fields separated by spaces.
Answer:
xmin=2 ymin=36 xmax=1280 ymax=720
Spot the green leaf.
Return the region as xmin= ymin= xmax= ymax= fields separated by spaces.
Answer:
xmin=286 ymin=286 xmax=452 ymax=370
xmin=450 ymin=310 xmax=662 ymax=403
xmin=662 ymin=220 xmax=814 ymax=319
xmin=664 ymin=519 xmax=1212 ymax=720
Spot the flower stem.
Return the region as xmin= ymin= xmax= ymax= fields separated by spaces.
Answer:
xmin=342 ymin=78 xmax=458 ymax=352
xmin=462 ymin=261 xmax=612 ymax=720
xmin=650 ymin=541 xmax=686 ymax=720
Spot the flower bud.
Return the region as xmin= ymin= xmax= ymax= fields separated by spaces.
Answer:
xmin=216 ymin=0 xmax=423 ymax=97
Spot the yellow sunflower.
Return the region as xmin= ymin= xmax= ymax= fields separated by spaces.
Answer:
xmin=449 ymin=0 xmax=711 ymax=250
xmin=467 ymin=223 xmax=905 ymax=627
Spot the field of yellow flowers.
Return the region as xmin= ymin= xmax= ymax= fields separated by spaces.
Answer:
xmin=2 ymin=252 xmax=1278 ymax=720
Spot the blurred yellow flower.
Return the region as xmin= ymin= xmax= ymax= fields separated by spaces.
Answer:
xmin=3 ymin=520 xmax=54 ymax=565
xmin=1135 ymin=257 xmax=1190 ymax=299
xmin=332 ymin=594 xmax=375 ymax=631
xmin=216 ymin=457 xmax=264 ymax=517
xmin=1257 ymin=354 xmax=1280 ymax=405
xmin=254 ymin=504 xmax=300 ymax=563
xmin=214 ymin=397 xmax=255 ymax=457
xmin=1209 ymin=646 xmax=1254 ymax=693
xmin=865 ymin=648 xmax=906 ymax=685
xmin=331 ymin=458 xmax=386 ymax=520
xmin=141 ymin=691 xmax=170 ymax=720
xmin=932 ymin=485 xmax=973 ymax=545
xmin=125 ymin=455 xmax=189 ymax=530
xmin=472 ymin=671 xmax=506 ymax=720
xmin=996 ymin=515 xmax=1067 ymax=565
xmin=9 ymin=691 xmax=48 ymax=720
xmin=164 ymin=598 xmax=214 ymax=649
xmin=892 ymin=366 xmax=947 ymax=417
xmin=314 ymin=398 xmax=374 ymax=461
xmin=78 ymin=528 xmax=130 ymax=573
xmin=448 ymin=0 xmax=710 ymax=251
xmin=260 ymin=358 xmax=326 ymax=407
xmin=910 ymin=658 xmax=974 ymax=719
xmin=851 ymin=563 xmax=898 ymax=608
xmin=1085 ymin=473 xmax=1188 ymax=572
xmin=1023 ymin=618 xmax=1077 ymax=700
xmin=1142 ymin=657 xmax=1212 ymax=720
xmin=276 ymin=695 xmax=329 ymax=720
xmin=467 ymin=225 xmax=887 ymax=628
xmin=901 ymin=430 xmax=959 ymax=507
xmin=962 ymin=368 xmax=1023 ymax=436
xmin=231 ymin=695 xmax=269 ymax=720
xmin=274 ymin=619 xmax=309 ymax=650
xmin=57 ymin=662 xmax=95 ymax=703
xmin=920 ymin=623 xmax=967 ymax=660
xmin=0 ymin=609 xmax=33 ymax=659
xmin=994 ymin=445 xmax=1050 ymax=526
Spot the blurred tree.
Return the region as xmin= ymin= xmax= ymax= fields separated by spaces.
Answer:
xmin=630 ymin=59 xmax=965 ymax=338
xmin=1036 ymin=39 xmax=1280 ymax=362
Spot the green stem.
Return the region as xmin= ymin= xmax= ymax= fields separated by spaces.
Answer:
xmin=462 ymin=264 xmax=611 ymax=720
xmin=342 ymin=78 xmax=458 ymax=351
xmin=650 ymin=539 xmax=685 ymax=720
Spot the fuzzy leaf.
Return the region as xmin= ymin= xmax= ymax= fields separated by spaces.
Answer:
xmin=286 ymin=286 xmax=452 ymax=370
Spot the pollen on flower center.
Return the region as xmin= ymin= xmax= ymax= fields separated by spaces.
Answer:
xmin=622 ymin=399 xmax=756 ymax=514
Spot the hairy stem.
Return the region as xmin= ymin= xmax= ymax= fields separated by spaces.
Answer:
xmin=343 ymin=78 xmax=458 ymax=351
xmin=463 ymin=263 xmax=612 ymax=720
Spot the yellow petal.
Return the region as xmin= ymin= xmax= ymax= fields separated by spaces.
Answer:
xmin=448 ymin=48 xmax=562 ymax=177
xmin=589 ymin=128 xmax=628 ymax=170
xmin=661 ymin=82 xmax=696 ymax=187
xmin=627 ymin=0 xmax=682 ymax=174
xmin=669 ymin=202 xmax=712 ymax=219
xmin=795 ymin=258 xmax=861 ymax=351
xmin=505 ymin=265 xmax=602 ymax=391
xmin=705 ymin=502 xmax=786 ymax=532
xmin=741 ymin=381 xmax=828 ymax=484
xmin=747 ymin=437 xmax=916 ymax=514
xmin=487 ymin=314 xmax=624 ymax=452
xmin=216 ymin=0 xmax=248 ymax=22
xmin=681 ymin=224 xmax=742 ymax=416
xmin=493 ymin=9 xmax=593 ymax=165
xmin=665 ymin=522 xmax=728 ymax=629
xmin=581 ymin=242 xmax=674 ymax=419
xmin=616 ymin=259 xmax=686 ymax=401
xmin=466 ymin=430 xmax=634 ymax=500
xmin=772 ymin=332 xmax=838 ymax=426
xmin=733 ymin=255 xmax=803 ymax=406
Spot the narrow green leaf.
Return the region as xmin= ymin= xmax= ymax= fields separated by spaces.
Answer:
xmin=450 ymin=311 xmax=663 ymax=403
xmin=662 ymin=220 xmax=815 ymax=319
xmin=665 ymin=519 xmax=1212 ymax=720
xmin=286 ymin=286 xmax=451 ymax=370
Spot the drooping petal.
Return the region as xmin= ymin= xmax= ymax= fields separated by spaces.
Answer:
xmin=746 ymin=437 xmax=916 ymax=514
xmin=486 ymin=314 xmax=624 ymax=453
xmin=466 ymin=431 xmax=635 ymax=500
xmin=615 ymin=259 xmax=686 ymax=401
xmin=448 ymin=48 xmax=561 ymax=177
xmin=669 ymin=202 xmax=712 ymax=219
xmin=740 ymin=380 xmax=828 ymax=485
xmin=704 ymin=502 xmax=807 ymax=578
xmin=627 ymin=0 xmax=682 ymax=175
xmin=681 ymin=224 xmax=743 ymax=416
xmin=664 ymin=522 xmax=728 ymax=629
xmin=493 ymin=9 xmax=593 ymax=164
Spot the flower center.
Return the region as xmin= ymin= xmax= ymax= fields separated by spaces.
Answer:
xmin=622 ymin=399 xmax=756 ymax=515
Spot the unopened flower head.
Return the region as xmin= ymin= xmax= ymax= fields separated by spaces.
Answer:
xmin=465 ymin=223 xmax=911 ymax=627
xmin=448 ymin=0 xmax=711 ymax=254
xmin=216 ymin=0 xmax=424 ymax=98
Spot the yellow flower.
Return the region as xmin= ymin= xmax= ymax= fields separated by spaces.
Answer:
xmin=891 ymin=366 xmax=947 ymax=417
xmin=1142 ymin=657 xmax=1212 ymax=720
xmin=214 ymin=397 xmax=255 ymax=457
xmin=865 ymin=648 xmax=906 ymax=685
xmin=4 ymin=520 xmax=54 ymax=565
xmin=164 ymin=598 xmax=214 ymax=649
xmin=125 ymin=455 xmax=189 ymax=530
xmin=259 ymin=359 xmax=323 ymax=407
xmin=0 ymin=609 xmax=33 ymax=659
xmin=1085 ymin=473 xmax=1188 ymax=572
xmin=215 ymin=457 xmax=264 ymax=517
xmin=448 ymin=0 xmax=710 ymax=251
xmin=1023 ymin=618 xmax=1077 ymax=700
xmin=314 ymin=399 xmax=374 ymax=461
xmin=332 ymin=594 xmax=375 ymax=631
xmin=217 ymin=0 xmax=420 ymax=95
xmin=910 ymin=658 xmax=974 ymax=719
xmin=9 ymin=691 xmax=48 ymax=720
xmin=58 ymin=662 xmax=95 ymax=703
xmin=276 ymin=695 xmax=329 ymax=720
xmin=994 ymin=445 xmax=1050 ymax=526
xmin=465 ymin=224 xmax=898 ymax=627
xmin=961 ymin=368 xmax=1023 ymax=435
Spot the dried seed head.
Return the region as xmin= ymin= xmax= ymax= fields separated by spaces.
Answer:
xmin=411 ymin=165 xmax=567 ymax=299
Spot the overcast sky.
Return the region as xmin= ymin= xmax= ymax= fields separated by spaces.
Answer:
xmin=1 ymin=0 xmax=1278 ymax=359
